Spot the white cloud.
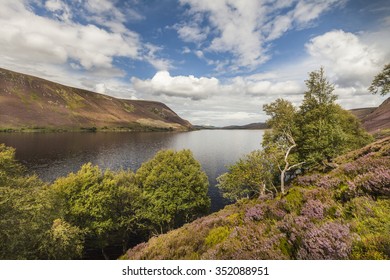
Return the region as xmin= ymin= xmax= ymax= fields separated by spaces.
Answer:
xmin=266 ymin=15 xmax=293 ymax=41
xmin=95 ymin=83 xmax=106 ymax=94
xmin=305 ymin=29 xmax=384 ymax=87
xmin=293 ymin=0 xmax=345 ymax=25
xmin=45 ymin=0 xmax=72 ymax=22
xmin=132 ymin=71 xmax=220 ymax=100
xmin=142 ymin=44 xmax=173 ymax=71
xmin=178 ymin=0 xmax=345 ymax=71
xmin=246 ymin=80 xmax=303 ymax=96
xmin=132 ymin=70 xmax=304 ymax=101
xmin=176 ymin=24 xmax=209 ymax=43
xmin=83 ymin=0 xmax=144 ymax=34
xmin=179 ymin=0 xmax=268 ymax=69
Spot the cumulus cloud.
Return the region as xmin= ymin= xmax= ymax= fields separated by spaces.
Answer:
xmin=132 ymin=71 xmax=220 ymax=100
xmin=178 ymin=0 xmax=345 ymax=71
xmin=246 ymin=80 xmax=303 ymax=96
xmin=305 ymin=29 xmax=384 ymax=87
xmin=131 ymin=70 xmax=304 ymax=103
xmin=95 ymin=83 xmax=106 ymax=94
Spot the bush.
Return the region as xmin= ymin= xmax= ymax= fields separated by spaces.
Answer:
xmin=136 ymin=149 xmax=210 ymax=233
xmin=297 ymin=221 xmax=352 ymax=259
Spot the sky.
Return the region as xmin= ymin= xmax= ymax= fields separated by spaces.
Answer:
xmin=0 ymin=0 xmax=389 ymax=126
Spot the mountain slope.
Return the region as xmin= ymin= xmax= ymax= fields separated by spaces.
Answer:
xmin=123 ymin=137 xmax=390 ymax=260
xmin=359 ymin=97 xmax=390 ymax=133
xmin=349 ymin=107 xmax=376 ymax=120
xmin=0 ymin=68 xmax=192 ymax=131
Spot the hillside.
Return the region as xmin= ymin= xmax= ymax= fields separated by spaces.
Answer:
xmin=350 ymin=107 xmax=376 ymax=120
xmin=359 ymin=97 xmax=390 ymax=133
xmin=0 ymin=68 xmax=192 ymax=131
xmin=123 ymin=137 xmax=390 ymax=260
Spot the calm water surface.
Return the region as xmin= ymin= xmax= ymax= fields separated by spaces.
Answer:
xmin=0 ymin=130 xmax=264 ymax=211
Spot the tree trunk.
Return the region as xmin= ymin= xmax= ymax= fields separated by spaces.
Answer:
xmin=280 ymin=169 xmax=286 ymax=194
xmin=102 ymin=247 xmax=110 ymax=260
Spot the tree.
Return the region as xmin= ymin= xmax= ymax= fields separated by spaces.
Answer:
xmin=369 ymin=63 xmax=390 ymax=96
xmin=0 ymin=144 xmax=25 ymax=183
xmin=300 ymin=67 xmax=337 ymax=110
xmin=296 ymin=67 xmax=372 ymax=167
xmin=262 ymin=99 xmax=303 ymax=194
xmin=51 ymin=163 xmax=143 ymax=259
xmin=0 ymin=144 xmax=66 ymax=259
xmin=40 ymin=219 xmax=84 ymax=260
xmin=135 ymin=149 xmax=210 ymax=233
xmin=217 ymin=150 xmax=277 ymax=201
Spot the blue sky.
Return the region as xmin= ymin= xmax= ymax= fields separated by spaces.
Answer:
xmin=0 ymin=0 xmax=389 ymax=126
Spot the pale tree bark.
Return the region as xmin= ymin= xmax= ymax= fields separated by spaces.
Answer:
xmin=279 ymin=132 xmax=304 ymax=194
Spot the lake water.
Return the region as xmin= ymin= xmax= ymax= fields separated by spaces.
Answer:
xmin=0 ymin=130 xmax=264 ymax=211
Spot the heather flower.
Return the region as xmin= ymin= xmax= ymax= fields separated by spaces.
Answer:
xmin=301 ymin=200 xmax=325 ymax=220
xmin=296 ymin=173 xmax=322 ymax=187
xmin=297 ymin=221 xmax=352 ymax=259
xmin=353 ymin=167 xmax=390 ymax=197
xmin=341 ymin=156 xmax=390 ymax=179
xmin=317 ymin=175 xmax=342 ymax=189
xmin=245 ymin=204 xmax=264 ymax=221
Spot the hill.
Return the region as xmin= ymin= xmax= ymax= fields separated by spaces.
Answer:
xmin=349 ymin=107 xmax=376 ymax=120
xmin=359 ymin=98 xmax=390 ymax=134
xmin=123 ymin=137 xmax=390 ymax=260
xmin=194 ymin=122 xmax=268 ymax=130
xmin=222 ymin=122 xmax=268 ymax=130
xmin=0 ymin=68 xmax=192 ymax=131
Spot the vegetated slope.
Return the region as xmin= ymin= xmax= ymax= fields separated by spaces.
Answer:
xmin=359 ymin=97 xmax=390 ymax=134
xmin=124 ymin=137 xmax=390 ymax=260
xmin=0 ymin=68 xmax=192 ymax=131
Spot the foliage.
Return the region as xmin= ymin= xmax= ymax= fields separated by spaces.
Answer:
xmin=263 ymin=98 xmax=297 ymax=133
xmin=296 ymin=68 xmax=372 ymax=167
xmin=0 ymin=145 xmax=75 ymax=259
xmin=205 ymin=226 xmax=231 ymax=247
xmin=135 ymin=149 xmax=210 ymax=233
xmin=262 ymin=99 xmax=302 ymax=193
xmin=369 ymin=63 xmax=390 ymax=96
xmin=216 ymin=150 xmax=276 ymax=201
xmin=296 ymin=68 xmax=372 ymax=166
xmin=41 ymin=219 xmax=84 ymax=260
xmin=0 ymin=144 xmax=25 ymax=183
xmin=297 ymin=221 xmax=352 ymax=259
xmin=0 ymin=177 xmax=52 ymax=259
xmin=51 ymin=163 xmax=144 ymax=257
xmin=347 ymin=197 xmax=390 ymax=259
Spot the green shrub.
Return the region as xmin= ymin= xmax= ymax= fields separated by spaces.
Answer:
xmin=205 ymin=226 xmax=231 ymax=248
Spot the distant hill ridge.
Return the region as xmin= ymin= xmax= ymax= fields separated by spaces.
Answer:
xmin=359 ymin=98 xmax=390 ymax=133
xmin=349 ymin=98 xmax=390 ymax=134
xmin=0 ymin=68 xmax=192 ymax=131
